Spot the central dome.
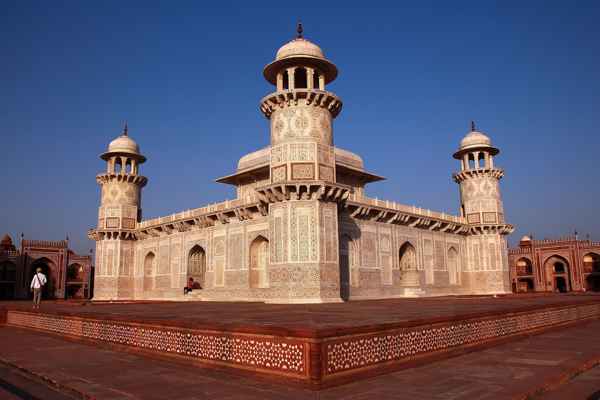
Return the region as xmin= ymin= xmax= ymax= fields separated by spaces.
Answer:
xmin=276 ymin=39 xmax=325 ymax=61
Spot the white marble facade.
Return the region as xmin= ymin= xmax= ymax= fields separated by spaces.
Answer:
xmin=89 ymin=27 xmax=514 ymax=302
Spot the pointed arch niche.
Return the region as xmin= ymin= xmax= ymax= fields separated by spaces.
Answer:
xmin=188 ymin=245 xmax=206 ymax=289
xmin=399 ymin=242 xmax=419 ymax=287
xmin=339 ymin=234 xmax=357 ymax=300
xmin=544 ymin=255 xmax=571 ymax=293
xmin=249 ymin=236 xmax=269 ymax=288
xmin=448 ymin=247 xmax=459 ymax=284
xmin=144 ymin=252 xmax=156 ymax=291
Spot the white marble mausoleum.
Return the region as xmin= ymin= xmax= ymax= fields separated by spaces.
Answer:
xmin=88 ymin=26 xmax=514 ymax=302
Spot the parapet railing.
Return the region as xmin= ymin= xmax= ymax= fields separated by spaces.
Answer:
xmin=69 ymin=254 xmax=92 ymax=259
xmin=21 ymin=239 xmax=67 ymax=246
xmin=531 ymin=237 xmax=577 ymax=245
xmin=137 ymin=192 xmax=467 ymax=228
xmin=138 ymin=195 xmax=260 ymax=228
xmin=348 ymin=194 xmax=465 ymax=223
xmin=508 ymin=248 xmax=531 ymax=253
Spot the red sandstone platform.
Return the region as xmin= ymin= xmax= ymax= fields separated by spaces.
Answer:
xmin=2 ymin=319 xmax=600 ymax=399
xmin=1 ymin=294 xmax=599 ymax=391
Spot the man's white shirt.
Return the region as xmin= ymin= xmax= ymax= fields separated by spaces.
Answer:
xmin=31 ymin=273 xmax=47 ymax=289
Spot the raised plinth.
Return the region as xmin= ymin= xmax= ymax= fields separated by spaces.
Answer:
xmin=2 ymin=296 xmax=599 ymax=390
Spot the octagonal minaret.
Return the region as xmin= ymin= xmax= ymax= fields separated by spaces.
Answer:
xmin=88 ymin=125 xmax=147 ymax=299
xmin=260 ymin=22 xmax=342 ymax=185
xmin=452 ymin=121 xmax=505 ymax=227
xmin=96 ymin=124 xmax=148 ymax=236
xmin=453 ymin=121 xmax=513 ymax=293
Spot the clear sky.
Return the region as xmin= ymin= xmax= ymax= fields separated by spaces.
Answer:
xmin=1 ymin=0 xmax=599 ymax=254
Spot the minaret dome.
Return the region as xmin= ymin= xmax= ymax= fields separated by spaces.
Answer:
xmin=263 ymin=22 xmax=338 ymax=91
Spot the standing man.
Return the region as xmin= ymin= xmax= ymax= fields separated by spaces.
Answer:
xmin=30 ymin=267 xmax=47 ymax=309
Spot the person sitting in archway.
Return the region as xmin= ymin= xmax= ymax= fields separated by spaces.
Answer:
xmin=188 ymin=277 xmax=194 ymax=292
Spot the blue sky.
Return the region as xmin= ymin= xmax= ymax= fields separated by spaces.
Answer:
xmin=1 ymin=0 xmax=599 ymax=254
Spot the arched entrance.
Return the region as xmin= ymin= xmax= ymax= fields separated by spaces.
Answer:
xmin=582 ymin=253 xmax=600 ymax=292
xmin=515 ymin=258 xmax=534 ymax=292
xmin=188 ymin=245 xmax=206 ymax=289
xmin=249 ymin=236 xmax=269 ymax=289
xmin=339 ymin=234 xmax=356 ymax=301
xmin=544 ymin=255 xmax=571 ymax=293
xmin=517 ymin=278 xmax=534 ymax=292
xmin=0 ymin=261 xmax=17 ymax=300
xmin=30 ymin=258 xmax=56 ymax=299
xmin=399 ymin=242 xmax=419 ymax=286
xmin=555 ymin=276 xmax=567 ymax=293
xmin=66 ymin=263 xmax=84 ymax=299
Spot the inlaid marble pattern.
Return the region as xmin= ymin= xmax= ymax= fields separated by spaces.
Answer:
xmin=325 ymin=304 xmax=599 ymax=374
xmin=7 ymin=312 xmax=305 ymax=375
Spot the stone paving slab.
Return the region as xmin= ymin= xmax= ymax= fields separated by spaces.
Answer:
xmin=538 ymin=363 xmax=600 ymax=400
xmin=1 ymin=319 xmax=600 ymax=399
xmin=0 ymin=364 xmax=76 ymax=399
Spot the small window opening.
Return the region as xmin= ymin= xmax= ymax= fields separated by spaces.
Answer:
xmin=468 ymin=154 xmax=476 ymax=169
xmin=478 ymin=154 xmax=486 ymax=168
xmin=295 ymin=67 xmax=307 ymax=89
xmin=282 ymin=71 xmax=289 ymax=90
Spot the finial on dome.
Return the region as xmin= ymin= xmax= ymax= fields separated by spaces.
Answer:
xmin=124 ymin=123 xmax=128 ymax=136
xmin=471 ymin=120 xmax=475 ymax=132
xmin=297 ymin=20 xmax=303 ymax=39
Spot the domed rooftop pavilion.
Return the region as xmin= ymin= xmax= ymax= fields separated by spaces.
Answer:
xmin=101 ymin=124 xmax=147 ymax=163
xmin=1 ymin=235 xmax=12 ymax=246
xmin=453 ymin=121 xmax=499 ymax=160
xmin=263 ymin=22 xmax=338 ymax=87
